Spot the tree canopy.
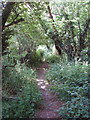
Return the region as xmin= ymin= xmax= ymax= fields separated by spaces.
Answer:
xmin=2 ymin=1 xmax=90 ymax=62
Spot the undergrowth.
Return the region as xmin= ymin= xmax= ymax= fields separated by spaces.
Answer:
xmin=2 ymin=64 xmax=41 ymax=118
xmin=46 ymin=62 xmax=90 ymax=119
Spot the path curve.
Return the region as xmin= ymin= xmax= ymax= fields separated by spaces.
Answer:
xmin=36 ymin=62 xmax=64 ymax=119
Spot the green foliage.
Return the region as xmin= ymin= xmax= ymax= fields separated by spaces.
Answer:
xmin=45 ymin=54 xmax=60 ymax=63
xmin=36 ymin=48 xmax=45 ymax=61
xmin=3 ymin=82 xmax=41 ymax=118
xmin=59 ymin=97 xmax=90 ymax=118
xmin=25 ymin=51 xmax=42 ymax=67
xmin=3 ymin=1 xmax=90 ymax=63
xmin=81 ymin=48 xmax=90 ymax=62
xmin=2 ymin=1 xmax=90 ymax=119
xmin=36 ymin=45 xmax=63 ymax=63
xmin=46 ymin=62 xmax=90 ymax=118
xmin=2 ymin=63 xmax=41 ymax=118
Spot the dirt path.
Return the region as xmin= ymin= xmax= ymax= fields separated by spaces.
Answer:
xmin=36 ymin=62 xmax=64 ymax=119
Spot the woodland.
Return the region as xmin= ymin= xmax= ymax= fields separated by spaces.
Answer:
xmin=2 ymin=1 xmax=90 ymax=119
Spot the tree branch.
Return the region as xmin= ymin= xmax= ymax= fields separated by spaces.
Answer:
xmin=47 ymin=5 xmax=57 ymax=32
xmin=2 ymin=2 xmax=15 ymax=30
xmin=47 ymin=5 xmax=68 ymax=53
xmin=4 ymin=18 xmax=24 ymax=28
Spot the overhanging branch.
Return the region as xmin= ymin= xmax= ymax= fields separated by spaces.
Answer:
xmin=4 ymin=18 xmax=24 ymax=29
xmin=2 ymin=2 xmax=15 ymax=29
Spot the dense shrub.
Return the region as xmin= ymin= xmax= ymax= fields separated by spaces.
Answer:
xmin=24 ymin=51 xmax=42 ymax=67
xmin=45 ymin=54 xmax=61 ymax=63
xmin=36 ymin=45 xmax=66 ymax=64
xmin=46 ymin=62 xmax=90 ymax=118
xmin=59 ymin=97 xmax=90 ymax=118
xmin=2 ymin=64 xmax=41 ymax=118
xmin=31 ymin=51 xmax=42 ymax=66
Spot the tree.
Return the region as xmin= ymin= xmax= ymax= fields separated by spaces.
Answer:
xmin=30 ymin=1 xmax=90 ymax=61
xmin=2 ymin=1 xmax=90 ymax=62
xmin=2 ymin=2 xmax=24 ymax=54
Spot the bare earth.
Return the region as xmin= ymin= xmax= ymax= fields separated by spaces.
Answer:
xmin=36 ymin=62 xmax=64 ymax=119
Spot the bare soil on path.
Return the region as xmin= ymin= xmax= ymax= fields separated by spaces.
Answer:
xmin=36 ymin=62 xmax=64 ymax=119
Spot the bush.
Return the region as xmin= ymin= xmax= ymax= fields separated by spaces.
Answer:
xmin=30 ymin=51 xmax=42 ymax=66
xmin=59 ymin=97 xmax=90 ymax=118
xmin=3 ymin=63 xmax=36 ymax=93
xmin=2 ymin=64 xmax=42 ymax=118
xmin=45 ymin=54 xmax=60 ymax=63
xmin=46 ymin=62 xmax=90 ymax=118
xmin=24 ymin=51 xmax=42 ymax=67
xmin=2 ymin=83 xmax=41 ymax=118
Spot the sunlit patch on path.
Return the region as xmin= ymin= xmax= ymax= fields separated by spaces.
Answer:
xmin=36 ymin=62 xmax=64 ymax=119
xmin=36 ymin=78 xmax=49 ymax=89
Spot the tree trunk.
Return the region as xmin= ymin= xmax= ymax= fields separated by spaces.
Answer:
xmin=79 ymin=19 xmax=90 ymax=52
